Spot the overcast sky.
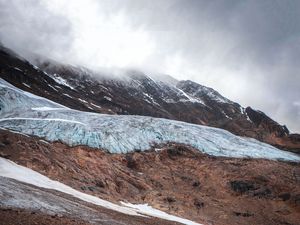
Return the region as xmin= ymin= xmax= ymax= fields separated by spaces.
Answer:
xmin=0 ymin=0 xmax=299 ymax=132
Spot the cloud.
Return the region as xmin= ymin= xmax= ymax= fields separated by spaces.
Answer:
xmin=0 ymin=0 xmax=73 ymax=60
xmin=0 ymin=0 xmax=299 ymax=132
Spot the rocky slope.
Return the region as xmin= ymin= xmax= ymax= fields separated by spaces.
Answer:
xmin=0 ymin=129 xmax=299 ymax=225
xmin=0 ymin=45 xmax=299 ymax=153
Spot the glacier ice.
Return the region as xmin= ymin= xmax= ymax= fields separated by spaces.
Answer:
xmin=0 ymin=78 xmax=299 ymax=162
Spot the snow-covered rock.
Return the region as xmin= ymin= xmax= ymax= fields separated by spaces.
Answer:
xmin=0 ymin=78 xmax=299 ymax=161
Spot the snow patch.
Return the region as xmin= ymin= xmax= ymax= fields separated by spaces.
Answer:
xmin=221 ymin=110 xmax=232 ymax=120
xmin=13 ymin=67 xmax=22 ymax=72
xmin=104 ymin=96 xmax=112 ymax=101
xmin=62 ymin=93 xmax=73 ymax=98
xmin=176 ymin=88 xmax=206 ymax=105
xmin=22 ymin=83 xmax=31 ymax=88
xmin=49 ymin=74 xmax=75 ymax=90
xmin=240 ymin=106 xmax=252 ymax=122
xmin=31 ymin=64 xmax=39 ymax=70
xmin=239 ymin=106 xmax=244 ymax=114
xmin=91 ymin=103 xmax=102 ymax=109
xmin=48 ymin=84 xmax=58 ymax=91
xmin=121 ymin=202 xmax=202 ymax=225
xmin=143 ymin=93 xmax=160 ymax=106
xmin=245 ymin=112 xmax=252 ymax=122
xmin=78 ymin=98 xmax=88 ymax=104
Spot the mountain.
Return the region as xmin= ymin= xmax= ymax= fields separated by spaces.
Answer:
xmin=0 ymin=46 xmax=299 ymax=153
xmin=1 ymin=45 xmax=300 ymax=225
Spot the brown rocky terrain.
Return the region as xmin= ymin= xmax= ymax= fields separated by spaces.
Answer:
xmin=1 ymin=45 xmax=299 ymax=153
xmin=1 ymin=129 xmax=299 ymax=225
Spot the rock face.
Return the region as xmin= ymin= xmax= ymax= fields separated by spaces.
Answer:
xmin=1 ymin=130 xmax=299 ymax=225
xmin=0 ymin=45 xmax=299 ymax=153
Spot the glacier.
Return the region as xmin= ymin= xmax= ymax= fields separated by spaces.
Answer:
xmin=0 ymin=78 xmax=299 ymax=161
